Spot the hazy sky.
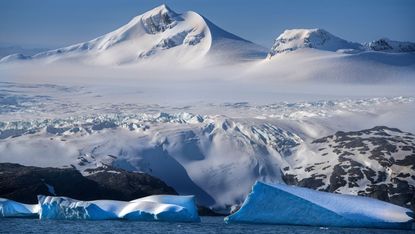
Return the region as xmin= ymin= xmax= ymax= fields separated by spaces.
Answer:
xmin=1 ymin=0 xmax=414 ymax=49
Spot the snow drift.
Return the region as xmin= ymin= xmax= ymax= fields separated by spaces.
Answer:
xmin=225 ymin=182 xmax=414 ymax=229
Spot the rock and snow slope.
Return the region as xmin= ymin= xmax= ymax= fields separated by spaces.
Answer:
xmin=225 ymin=182 xmax=414 ymax=229
xmin=365 ymin=38 xmax=415 ymax=53
xmin=283 ymin=126 xmax=415 ymax=211
xmin=0 ymin=4 xmax=266 ymax=65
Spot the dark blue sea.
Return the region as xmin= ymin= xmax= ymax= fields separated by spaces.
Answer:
xmin=0 ymin=217 xmax=413 ymax=234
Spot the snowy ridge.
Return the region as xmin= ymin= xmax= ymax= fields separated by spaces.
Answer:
xmin=267 ymin=28 xmax=415 ymax=58
xmin=267 ymin=28 xmax=363 ymax=58
xmin=365 ymin=38 xmax=415 ymax=53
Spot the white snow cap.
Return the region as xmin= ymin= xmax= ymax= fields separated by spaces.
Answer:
xmin=267 ymin=28 xmax=363 ymax=58
xmin=0 ymin=4 xmax=266 ymax=66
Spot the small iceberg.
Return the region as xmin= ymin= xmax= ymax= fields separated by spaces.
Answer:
xmin=0 ymin=198 xmax=39 ymax=218
xmin=38 ymin=195 xmax=200 ymax=222
xmin=1 ymin=195 xmax=200 ymax=222
xmin=225 ymin=181 xmax=414 ymax=230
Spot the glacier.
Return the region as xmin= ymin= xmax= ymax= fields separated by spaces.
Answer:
xmin=225 ymin=182 xmax=414 ymax=229
xmin=38 ymin=195 xmax=200 ymax=222
xmin=0 ymin=198 xmax=39 ymax=218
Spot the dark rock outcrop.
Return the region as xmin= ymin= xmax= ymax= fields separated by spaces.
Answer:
xmin=0 ymin=163 xmax=176 ymax=204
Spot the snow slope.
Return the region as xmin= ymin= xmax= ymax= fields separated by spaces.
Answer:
xmin=225 ymin=182 xmax=414 ymax=229
xmin=0 ymin=4 xmax=266 ymax=66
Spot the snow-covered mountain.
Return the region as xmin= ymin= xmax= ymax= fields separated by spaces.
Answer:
xmin=0 ymin=4 xmax=266 ymax=65
xmin=365 ymin=38 xmax=415 ymax=53
xmin=267 ymin=28 xmax=415 ymax=58
xmin=267 ymin=29 xmax=364 ymax=58
xmin=259 ymin=28 xmax=415 ymax=83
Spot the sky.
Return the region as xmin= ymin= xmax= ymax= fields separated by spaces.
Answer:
xmin=1 ymin=0 xmax=414 ymax=49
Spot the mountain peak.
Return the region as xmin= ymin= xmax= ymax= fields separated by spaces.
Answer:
xmin=144 ymin=4 xmax=176 ymax=17
xmin=267 ymin=28 xmax=363 ymax=58
xmin=365 ymin=38 xmax=415 ymax=53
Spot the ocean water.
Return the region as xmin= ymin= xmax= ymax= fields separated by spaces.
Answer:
xmin=0 ymin=217 xmax=412 ymax=234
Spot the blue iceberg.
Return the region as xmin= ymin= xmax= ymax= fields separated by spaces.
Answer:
xmin=225 ymin=181 xmax=414 ymax=229
xmin=0 ymin=198 xmax=39 ymax=218
xmin=38 ymin=195 xmax=200 ymax=222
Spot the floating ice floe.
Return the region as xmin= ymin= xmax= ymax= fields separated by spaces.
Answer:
xmin=225 ymin=182 xmax=414 ymax=230
xmin=38 ymin=195 xmax=200 ymax=222
xmin=1 ymin=195 xmax=200 ymax=222
xmin=0 ymin=198 xmax=39 ymax=218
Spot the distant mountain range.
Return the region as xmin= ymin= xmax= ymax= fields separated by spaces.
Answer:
xmin=1 ymin=4 xmax=414 ymax=65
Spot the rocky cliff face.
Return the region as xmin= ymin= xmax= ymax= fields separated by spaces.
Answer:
xmin=283 ymin=126 xmax=415 ymax=211
xmin=0 ymin=163 xmax=177 ymax=204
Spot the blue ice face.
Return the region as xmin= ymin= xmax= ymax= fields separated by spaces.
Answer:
xmin=37 ymin=195 xmax=200 ymax=222
xmin=225 ymin=181 xmax=414 ymax=230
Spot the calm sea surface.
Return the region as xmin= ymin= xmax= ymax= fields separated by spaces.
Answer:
xmin=0 ymin=217 xmax=413 ymax=234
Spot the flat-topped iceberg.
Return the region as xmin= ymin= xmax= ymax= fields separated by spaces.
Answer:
xmin=225 ymin=181 xmax=414 ymax=230
xmin=0 ymin=198 xmax=39 ymax=218
xmin=38 ymin=195 xmax=200 ymax=222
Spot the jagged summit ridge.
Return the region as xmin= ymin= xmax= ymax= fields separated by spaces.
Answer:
xmin=365 ymin=38 xmax=415 ymax=53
